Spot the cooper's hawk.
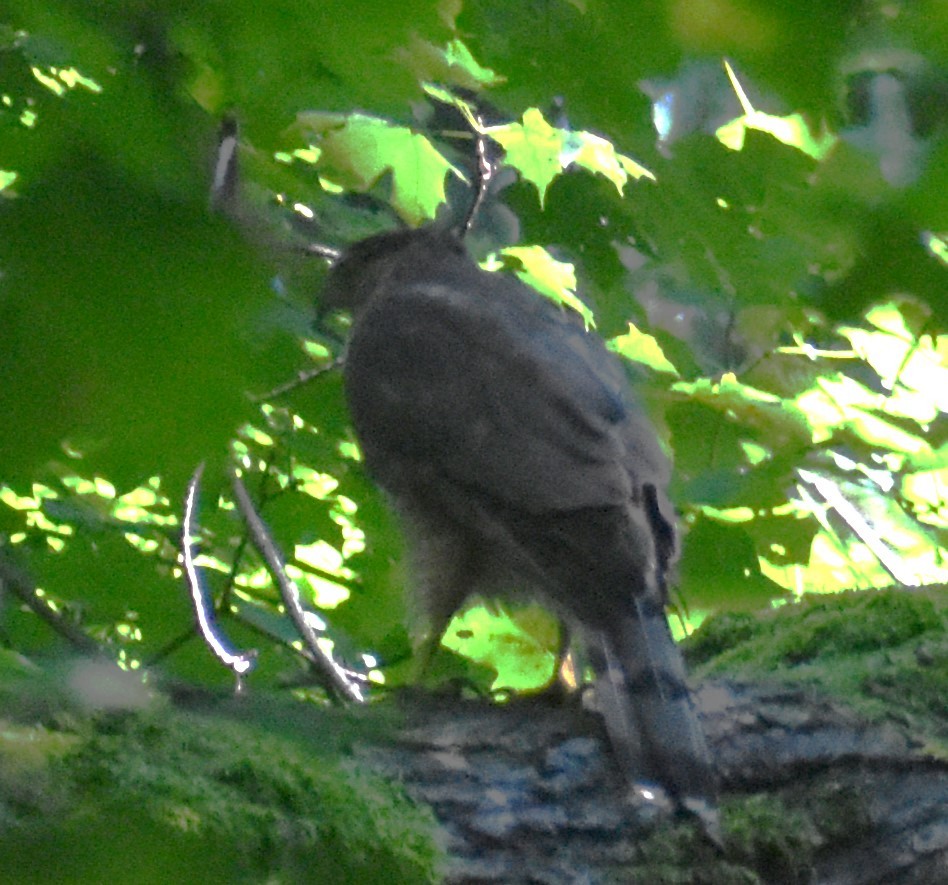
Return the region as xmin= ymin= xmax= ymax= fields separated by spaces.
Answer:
xmin=323 ymin=226 xmax=718 ymax=833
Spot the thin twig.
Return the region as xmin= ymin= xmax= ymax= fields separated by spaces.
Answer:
xmin=796 ymin=468 xmax=919 ymax=587
xmin=461 ymin=112 xmax=494 ymax=235
xmin=209 ymin=117 xmax=342 ymax=265
xmin=0 ymin=554 xmax=102 ymax=656
xmin=302 ymin=241 xmax=343 ymax=261
xmin=231 ymin=472 xmax=364 ymax=703
xmin=144 ymin=627 xmax=198 ymax=667
xmin=147 ymin=454 xmax=267 ymax=669
xmin=224 ymin=607 xmax=372 ymax=694
xmin=209 ymin=116 xmax=240 ymax=210
xmin=251 ymin=356 xmax=344 ymax=403
xmin=182 ymin=464 xmax=258 ymax=692
xmin=220 ymin=446 xmax=278 ymax=610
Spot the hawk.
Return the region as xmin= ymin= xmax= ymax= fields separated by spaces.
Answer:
xmin=323 ymin=226 xmax=718 ymax=833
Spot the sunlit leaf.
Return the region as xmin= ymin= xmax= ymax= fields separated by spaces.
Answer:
xmin=486 ymin=108 xmax=565 ymax=203
xmin=608 ymin=323 xmax=679 ymax=375
xmin=713 ymin=59 xmax=837 ymax=159
xmin=561 ymin=129 xmax=655 ymax=191
xmin=293 ymin=568 xmax=351 ymax=609
xmin=294 ymin=112 xmax=461 ymax=224
xmin=902 ymin=467 xmax=948 ymax=529
xmin=486 ymin=108 xmax=653 ymax=203
xmin=839 ymin=324 xmax=948 ymax=412
xmin=484 ymin=245 xmax=595 ymax=328
xmin=698 ymin=505 xmax=756 ymax=523
xmin=716 ymin=111 xmax=836 ymax=159
xmin=673 ymin=374 xmax=811 ymax=445
xmin=794 ymin=374 xmax=933 ymax=454
xmin=399 ymin=36 xmax=504 ymax=89
xmin=442 ymin=602 xmax=558 ymax=692
xmin=921 ymin=231 xmax=948 ymax=266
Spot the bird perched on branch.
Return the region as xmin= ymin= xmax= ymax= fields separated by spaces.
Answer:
xmin=322 ymin=226 xmax=718 ymax=836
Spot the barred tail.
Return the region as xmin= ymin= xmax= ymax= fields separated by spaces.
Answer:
xmin=594 ymin=597 xmax=720 ymax=842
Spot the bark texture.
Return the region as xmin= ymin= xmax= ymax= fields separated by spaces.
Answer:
xmin=358 ymin=679 xmax=948 ymax=883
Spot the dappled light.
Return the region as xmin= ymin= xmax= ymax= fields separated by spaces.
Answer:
xmin=0 ymin=4 xmax=946 ymax=876
xmin=0 ymin=2 xmax=945 ymax=692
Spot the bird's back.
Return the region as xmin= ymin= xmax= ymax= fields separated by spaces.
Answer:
xmin=326 ymin=227 xmax=719 ymax=838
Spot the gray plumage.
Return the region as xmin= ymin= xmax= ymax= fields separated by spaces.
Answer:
xmin=323 ymin=227 xmax=718 ymax=833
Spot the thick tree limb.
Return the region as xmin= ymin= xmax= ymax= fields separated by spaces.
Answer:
xmin=355 ymin=681 xmax=948 ymax=883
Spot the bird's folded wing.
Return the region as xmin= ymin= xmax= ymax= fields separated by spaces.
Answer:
xmin=345 ymin=275 xmax=668 ymax=514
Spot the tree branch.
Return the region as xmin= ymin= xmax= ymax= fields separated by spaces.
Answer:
xmin=181 ymin=463 xmax=258 ymax=693
xmin=231 ymin=471 xmax=365 ymax=703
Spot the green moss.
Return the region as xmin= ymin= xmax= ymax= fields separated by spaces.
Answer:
xmin=629 ymin=818 xmax=760 ymax=883
xmin=625 ymin=794 xmax=825 ymax=884
xmin=721 ymin=795 xmax=819 ymax=884
xmin=684 ymin=612 xmax=759 ymax=666
xmin=689 ymin=589 xmax=944 ymax=671
xmin=0 ymin=720 xmax=78 ymax=832
xmin=0 ymin=670 xmax=442 ymax=884
xmin=805 ymin=781 xmax=873 ymax=845
xmin=2 ymin=587 xmax=943 ymax=882
xmin=687 ymin=587 xmax=948 ymax=753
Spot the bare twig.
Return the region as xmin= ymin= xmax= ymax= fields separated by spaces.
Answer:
xmin=221 ymin=605 xmax=372 ymax=694
xmin=461 ymin=112 xmax=495 ymax=235
xmin=144 ymin=627 xmax=198 ymax=667
xmin=210 ymin=116 xmax=342 ymax=264
xmin=231 ymin=471 xmax=365 ymax=703
xmin=182 ymin=464 xmax=258 ymax=693
xmin=302 ymin=241 xmax=343 ymax=261
xmin=210 ymin=116 xmax=240 ymax=211
xmin=251 ymin=356 xmax=344 ymax=403
xmin=149 ymin=457 xmax=265 ymax=670
xmin=796 ymin=468 xmax=920 ymax=587
xmin=0 ymin=554 xmax=102 ymax=656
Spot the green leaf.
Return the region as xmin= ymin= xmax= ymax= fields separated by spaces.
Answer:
xmin=441 ymin=602 xmax=559 ymax=692
xmin=793 ymin=375 xmax=933 ymax=455
xmin=716 ymin=110 xmax=836 ymax=159
xmin=901 ymin=466 xmax=948 ymax=529
xmin=678 ymin=515 xmax=786 ymax=610
xmin=715 ymin=60 xmax=836 ymax=160
xmin=561 ymin=129 xmax=654 ymax=190
xmin=294 ymin=112 xmax=461 ymax=224
xmin=673 ymin=374 xmax=812 ymax=448
xmin=608 ymin=323 xmax=679 ymax=375
xmin=485 ymin=245 xmax=595 ymax=327
xmin=839 ymin=308 xmax=948 ymax=413
xmin=399 ymin=37 xmax=505 ymax=90
xmin=0 ymin=155 xmax=298 ymax=490
xmin=486 ymin=108 xmax=565 ymax=204
xmin=486 ymin=108 xmax=653 ymax=204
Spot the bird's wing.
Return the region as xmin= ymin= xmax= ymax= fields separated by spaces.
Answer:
xmin=344 ymin=271 xmax=668 ymax=514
